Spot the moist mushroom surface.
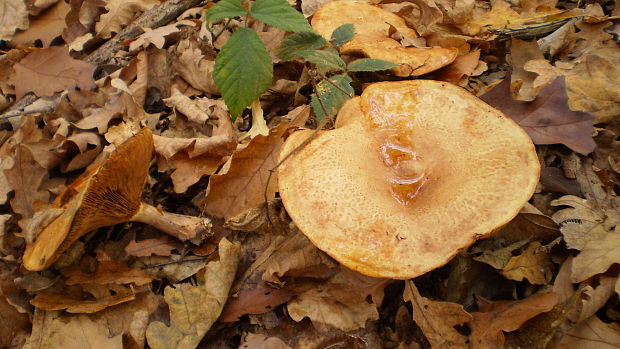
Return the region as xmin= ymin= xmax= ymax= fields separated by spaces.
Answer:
xmin=278 ymin=80 xmax=540 ymax=279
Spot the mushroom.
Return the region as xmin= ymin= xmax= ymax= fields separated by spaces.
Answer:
xmin=311 ymin=0 xmax=458 ymax=76
xmin=278 ymin=80 xmax=540 ymax=279
xmin=23 ymin=128 xmax=212 ymax=271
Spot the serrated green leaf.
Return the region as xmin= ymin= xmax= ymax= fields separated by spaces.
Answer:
xmin=331 ymin=23 xmax=355 ymax=47
xmin=299 ymin=50 xmax=346 ymax=71
xmin=213 ymin=28 xmax=273 ymax=119
xmin=250 ymin=0 xmax=312 ymax=32
xmin=206 ymin=0 xmax=247 ymax=22
xmin=276 ymin=32 xmax=327 ymax=61
xmin=311 ymin=74 xmax=353 ymax=122
xmin=347 ymin=58 xmax=399 ymax=72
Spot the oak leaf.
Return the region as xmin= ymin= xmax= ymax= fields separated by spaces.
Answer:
xmin=404 ymin=280 xmax=471 ymax=348
xmin=10 ymin=0 xmax=70 ymax=48
xmin=219 ymin=287 xmax=294 ymax=322
xmin=0 ymin=0 xmax=29 ymax=41
xmin=96 ymin=0 xmax=160 ymax=39
xmin=11 ymin=46 xmax=96 ymax=99
xmin=202 ymin=105 xmax=310 ymax=219
xmin=145 ymin=238 xmax=241 ymax=349
xmin=500 ymin=241 xmax=553 ymax=285
xmin=470 ymin=292 xmax=558 ymax=349
xmin=549 ymin=315 xmax=620 ymax=349
xmin=23 ymin=310 xmax=122 ymax=349
xmin=171 ymin=38 xmax=219 ymax=95
xmin=481 ymin=77 xmax=596 ymax=155
xmin=125 ymin=236 xmax=183 ymax=257
xmin=570 ymin=233 xmax=620 ymax=283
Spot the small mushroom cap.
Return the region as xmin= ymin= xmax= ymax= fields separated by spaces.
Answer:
xmin=311 ymin=0 xmax=418 ymax=42
xmin=311 ymin=0 xmax=457 ymax=76
xmin=278 ymin=80 xmax=540 ymax=279
xmin=23 ymin=128 xmax=154 ymax=271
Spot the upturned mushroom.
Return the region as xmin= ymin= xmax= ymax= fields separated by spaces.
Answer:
xmin=311 ymin=0 xmax=458 ymax=76
xmin=23 ymin=128 xmax=212 ymax=271
xmin=278 ymin=80 xmax=540 ymax=279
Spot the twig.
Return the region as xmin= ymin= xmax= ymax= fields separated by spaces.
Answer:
xmin=141 ymin=256 xmax=207 ymax=269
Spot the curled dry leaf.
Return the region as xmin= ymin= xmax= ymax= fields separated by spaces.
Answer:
xmin=95 ymin=0 xmax=160 ymax=39
xmin=145 ymin=238 xmax=241 ymax=349
xmin=548 ymin=315 xmax=620 ymax=349
xmin=219 ymin=287 xmax=294 ymax=322
xmin=0 ymin=0 xmax=29 ymax=41
xmin=30 ymin=289 xmax=136 ymax=314
xmin=202 ymin=105 xmax=310 ymax=219
xmin=172 ymin=38 xmax=219 ymax=95
xmin=500 ymin=241 xmax=553 ymax=285
xmin=404 ymin=280 xmax=471 ymax=348
xmin=62 ymin=260 xmax=155 ymax=286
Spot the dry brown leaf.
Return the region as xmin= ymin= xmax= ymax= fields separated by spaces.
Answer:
xmin=128 ymin=21 xmax=189 ymax=52
xmin=404 ymin=280 xmax=471 ymax=348
xmin=125 ymin=236 xmax=182 ymax=257
xmin=239 ymin=333 xmax=293 ymax=349
xmin=62 ymin=260 xmax=155 ymax=286
xmin=30 ymin=290 xmax=136 ymax=313
xmin=508 ymin=39 xmax=555 ymax=101
xmin=10 ymin=0 xmax=70 ymax=48
xmin=171 ymin=38 xmax=219 ymax=95
xmin=0 ymin=0 xmax=29 ymax=41
xmin=549 ymin=315 xmax=620 ymax=349
xmin=501 ymin=241 xmax=553 ymax=284
xmin=431 ymin=49 xmax=481 ymax=85
xmin=136 ymin=255 xmax=207 ymax=284
xmin=145 ymin=238 xmax=241 ymax=349
xmin=23 ymin=310 xmax=122 ymax=349
xmin=564 ymin=48 xmax=620 ymax=124
xmin=202 ymin=105 xmax=310 ymax=219
xmin=481 ymin=77 xmax=596 ymax=155
xmin=470 ymin=292 xmax=558 ymax=349
xmin=11 ymin=46 xmax=96 ymax=99
xmin=219 ymin=287 xmax=294 ymax=322
xmin=0 ymin=295 xmax=30 ymax=348
xmin=95 ymin=0 xmax=160 ymax=39
xmin=457 ymin=0 xmax=522 ymax=36
xmin=571 ymin=233 xmax=620 ymax=283
xmin=473 ymin=240 xmax=530 ymax=270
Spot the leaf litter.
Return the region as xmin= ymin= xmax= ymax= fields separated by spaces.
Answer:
xmin=0 ymin=0 xmax=619 ymax=348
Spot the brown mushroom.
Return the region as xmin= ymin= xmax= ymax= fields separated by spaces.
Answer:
xmin=23 ymin=128 xmax=212 ymax=271
xmin=311 ymin=0 xmax=458 ymax=76
xmin=278 ymin=80 xmax=540 ymax=279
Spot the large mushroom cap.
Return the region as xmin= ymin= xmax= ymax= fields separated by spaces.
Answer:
xmin=278 ymin=80 xmax=540 ymax=279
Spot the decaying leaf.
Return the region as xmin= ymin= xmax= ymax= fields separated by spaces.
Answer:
xmin=145 ymin=238 xmax=241 ymax=349
xmin=404 ymin=280 xmax=471 ymax=348
xmin=500 ymin=241 xmax=553 ymax=285
xmin=470 ymin=292 xmax=558 ymax=349
xmin=10 ymin=0 xmax=70 ymax=48
xmin=11 ymin=46 xmax=96 ymax=99
xmin=202 ymin=105 xmax=309 ymax=219
xmin=0 ymin=0 xmax=29 ymax=41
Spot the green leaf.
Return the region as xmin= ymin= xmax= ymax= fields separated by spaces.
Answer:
xmin=250 ymin=0 xmax=312 ymax=32
xmin=299 ymin=50 xmax=346 ymax=71
xmin=276 ymin=32 xmax=327 ymax=61
xmin=347 ymin=58 xmax=399 ymax=72
xmin=311 ymin=74 xmax=354 ymax=122
xmin=331 ymin=23 xmax=355 ymax=47
xmin=206 ymin=0 xmax=247 ymax=22
xmin=213 ymin=28 xmax=273 ymax=119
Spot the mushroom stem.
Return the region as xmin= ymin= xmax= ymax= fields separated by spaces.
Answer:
xmin=131 ymin=203 xmax=212 ymax=242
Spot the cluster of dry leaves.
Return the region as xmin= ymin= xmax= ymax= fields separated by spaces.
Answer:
xmin=0 ymin=0 xmax=619 ymax=348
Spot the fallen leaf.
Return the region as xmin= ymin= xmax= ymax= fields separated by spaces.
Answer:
xmin=549 ymin=315 xmax=620 ymax=349
xmin=10 ymin=0 xmax=70 ymax=48
xmin=508 ymin=39 xmax=555 ymax=101
xmin=145 ymin=238 xmax=241 ymax=349
xmin=570 ymin=233 xmax=620 ymax=283
xmin=431 ymin=49 xmax=482 ymax=85
xmin=95 ymin=0 xmax=160 ymax=39
xmin=470 ymin=292 xmax=558 ymax=349
xmin=202 ymin=105 xmax=310 ymax=219
xmin=404 ymin=280 xmax=471 ymax=348
xmin=129 ymin=22 xmax=188 ymax=52
xmin=481 ymin=77 xmax=596 ymax=155
xmin=171 ymin=38 xmax=219 ymax=95
xmin=62 ymin=260 xmax=155 ymax=286
xmin=23 ymin=310 xmax=122 ymax=349
xmin=0 ymin=295 xmax=30 ymax=348
xmin=219 ymin=287 xmax=294 ymax=322
xmin=239 ymin=333 xmax=293 ymax=349
xmin=30 ymin=290 xmax=136 ymax=313
xmin=0 ymin=0 xmax=29 ymax=41
xmin=501 ymin=241 xmax=553 ymax=285
xmin=11 ymin=46 xmax=96 ymax=99
xmin=136 ymin=255 xmax=207 ymax=284
xmin=125 ymin=236 xmax=183 ymax=257
xmin=564 ymin=48 xmax=620 ymax=124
